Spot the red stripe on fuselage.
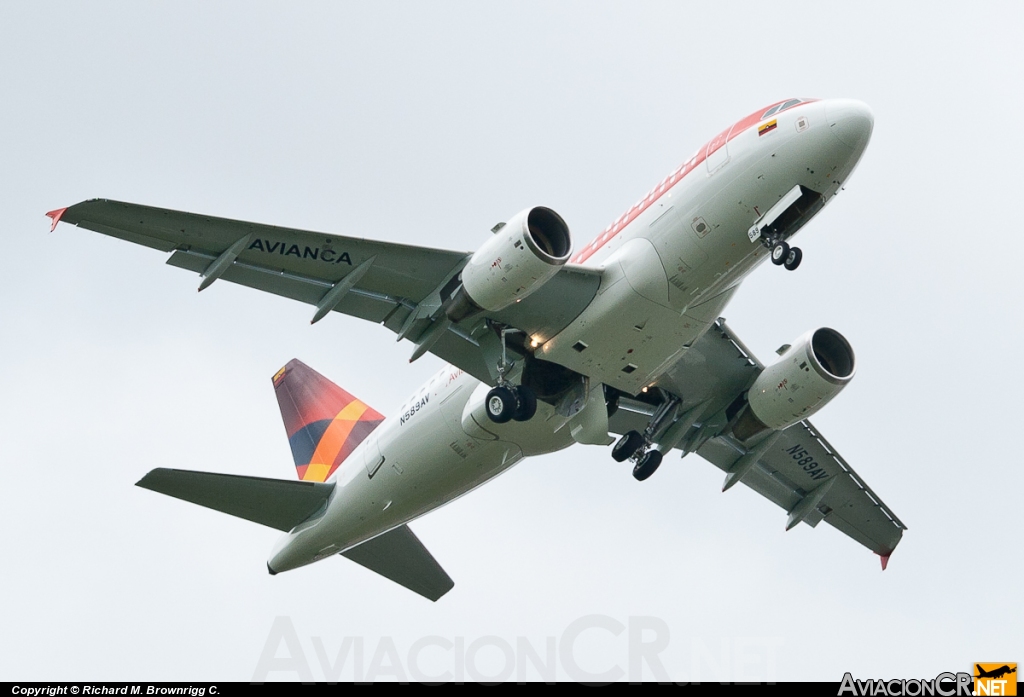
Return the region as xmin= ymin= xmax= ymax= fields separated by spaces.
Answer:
xmin=571 ymin=99 xmax=816 ymax=264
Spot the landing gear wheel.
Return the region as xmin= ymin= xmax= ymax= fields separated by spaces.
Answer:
xmin=612 ymin=430 xmax=645 ymax=463
xmin=632 ymin=450 xmax=664 ymax=481
xmin=512 ymin=385 xmax=537 ymax=422
xmin=770 ymin=240 xmax=791 ymax=266
xmin=485 ymin=385 xmax=517 ymax=424
xmin=783 ymin=246 xmax=803 ymax=271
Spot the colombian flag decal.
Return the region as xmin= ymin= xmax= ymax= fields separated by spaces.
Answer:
xmin=758 ymin=119 xmax=778 ymax=136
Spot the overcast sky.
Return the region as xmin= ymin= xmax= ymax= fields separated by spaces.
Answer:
xmin=2 ymin=1 xmax=1021 ymax=683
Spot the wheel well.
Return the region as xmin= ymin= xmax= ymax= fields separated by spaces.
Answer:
xmin=521 ymin=355 xmax=581 ymax=402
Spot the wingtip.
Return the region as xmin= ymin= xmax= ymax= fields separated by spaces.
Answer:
xmin=45 ymin=206 xmax=68 ymax=232
xmin=879 ymin=553 xmax=891 ymax=571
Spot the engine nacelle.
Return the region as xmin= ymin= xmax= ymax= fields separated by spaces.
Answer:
xmin=445 ymin=207 xmax=571 ymax=322
xmin=732 ymin=328 xmax=856 ymax=441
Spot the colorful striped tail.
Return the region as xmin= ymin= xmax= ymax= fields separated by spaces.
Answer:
xmin=272 ymin=359 xmax=384 ymax=482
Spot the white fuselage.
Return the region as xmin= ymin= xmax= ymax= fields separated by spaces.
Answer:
xmin=269 ymin=98 xmax=874 ymax=572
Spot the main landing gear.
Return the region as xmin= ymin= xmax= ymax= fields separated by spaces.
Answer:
xmin=768 ymin=238 xmax=802 ymax=271
xmin=611 ymin=389 xmax=680 ymax=481
xmin=612 ymin=430 xmax=664 ymax=481
xmin=485 ymin=383 xmax=537 ymax=424
xmin=484 ymin=326 xmax=538 ymax=424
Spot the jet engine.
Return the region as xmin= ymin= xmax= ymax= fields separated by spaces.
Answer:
xmin=732 ymin=328 xmax=856 ymax=441
xmin=444 ymin=207 xmax=571 ymax=322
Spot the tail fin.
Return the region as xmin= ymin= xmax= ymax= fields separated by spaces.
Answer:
xmin=272 ymin=359 xmax=384 ymax=482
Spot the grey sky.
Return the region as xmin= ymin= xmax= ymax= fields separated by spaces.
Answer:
xmin=2 ymin=1 xmax=1021 ymax=681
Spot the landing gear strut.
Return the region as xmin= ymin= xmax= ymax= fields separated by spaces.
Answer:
xmin=611 ymin=389 xmax=680 ymax=481
xmin=484 ymin=327 xmax=538 ymax=424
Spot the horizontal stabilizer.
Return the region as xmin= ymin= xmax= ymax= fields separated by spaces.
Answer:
xmin=137 ymin=468 xmax=334 ymax=532
xmin=342 ymin=525 xmax=454 ymax=601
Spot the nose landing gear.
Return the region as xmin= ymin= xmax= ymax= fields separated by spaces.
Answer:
xmin=768 ymin=239 xmax=802 ymax=271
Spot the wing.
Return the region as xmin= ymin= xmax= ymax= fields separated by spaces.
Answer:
xmin=53 ymin=199 xmax=601 ymax=385
xmin=608 ymin=318 xmax=906 ymax=561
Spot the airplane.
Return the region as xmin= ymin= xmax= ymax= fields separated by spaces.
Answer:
xmin=48 ymin=97 xmax=906 ymax=601
xmin=975 ymin=666 xmax=1017 ymax=680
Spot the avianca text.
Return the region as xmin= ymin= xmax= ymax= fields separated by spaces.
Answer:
xmin=247 ymin=239 xmax=352 ymax=265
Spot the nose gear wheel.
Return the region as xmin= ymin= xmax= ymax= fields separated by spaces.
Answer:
xmin=783 ymin=246 xmax=803 ymax=270
xmin=768 ymin=238 xmax=802 ymax=271
xmin=771 ymin=240 xmax=790 ymax=265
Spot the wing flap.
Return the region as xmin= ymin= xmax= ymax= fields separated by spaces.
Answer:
xmin=136 ymin=468 xmax=334 ymax=532
xmin=341 ymin=525 xmax=454 ymax=602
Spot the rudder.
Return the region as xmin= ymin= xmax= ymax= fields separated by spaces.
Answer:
xmin=272 ymin=359 xmax=384 ymax=482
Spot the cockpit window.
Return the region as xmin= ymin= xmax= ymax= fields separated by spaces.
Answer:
xmin=761 ymin=98 xmax=804 ymax=120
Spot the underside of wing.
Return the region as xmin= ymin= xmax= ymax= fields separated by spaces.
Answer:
xmin=608 ymin=319 xmax=906 ymax=560
xmin=694 ymin=422 xmax=905 ymax=557
xmin=56 ymin=199 xmax=601 ymax=386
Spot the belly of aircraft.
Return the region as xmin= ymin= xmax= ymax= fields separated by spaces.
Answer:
xmin=268 ymin=373 xmax=574 ymax=572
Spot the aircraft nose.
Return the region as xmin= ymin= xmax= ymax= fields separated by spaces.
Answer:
xmin=826 ymin=99 xmax=874 ymax=151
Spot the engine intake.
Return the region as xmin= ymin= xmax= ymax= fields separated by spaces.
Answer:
xmin=445 ymin=207 xmax=571 ymax=322
xmin=732 ymin=328 xmax=855 ymax=441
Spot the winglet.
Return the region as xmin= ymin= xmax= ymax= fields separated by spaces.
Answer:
xmin=45 ymin=207 xmax=68 ymax=232
xmin=879 ymin=553 xmax=891 ymax=571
